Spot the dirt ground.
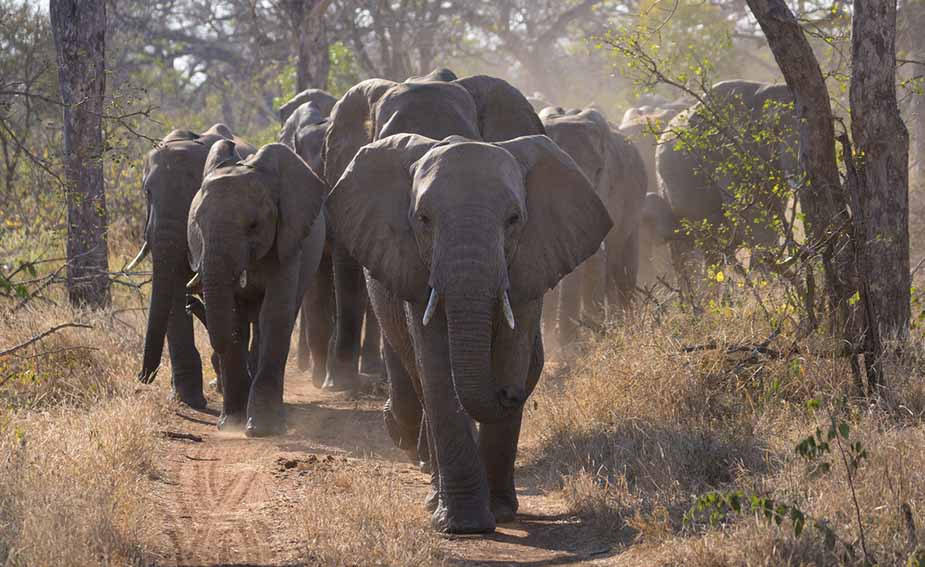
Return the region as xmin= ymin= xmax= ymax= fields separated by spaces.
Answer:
xmin=147 ymin=363 xmax=622 ymax=567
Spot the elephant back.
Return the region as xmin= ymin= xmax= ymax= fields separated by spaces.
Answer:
xmin=279 ymin=88 xmax=337 ymax=124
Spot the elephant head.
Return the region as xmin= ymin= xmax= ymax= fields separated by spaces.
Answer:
xmin=278 ymin=88 xmax=337 ymax=124
xmin=326 ymin=133 xmax=612 ymax=422
xmin=278 ymin=101 xmax=329 ymax=174
xmin=641 ymin=192 xmax=680 ymax=243
xmin=188 ymin=142 xmax=326 ymax=353
xmin=322 ymin=74 xmax=544 ymax=185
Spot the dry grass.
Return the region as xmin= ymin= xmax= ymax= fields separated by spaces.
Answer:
xmin=300 ymin=468 xmax=445 ymax=566
xmin=0 ymin=295 xmax=165 ymax=566
xmin=522 ymin=305 xmax=925 ymax=566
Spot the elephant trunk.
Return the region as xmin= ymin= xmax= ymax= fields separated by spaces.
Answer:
xmin=201 ymin=258 xmax=238 ymax=354
xmin=139 ymin=254 xmax=176 ymax=383
xmin=440 ymin=244 xmax=523 ymax=423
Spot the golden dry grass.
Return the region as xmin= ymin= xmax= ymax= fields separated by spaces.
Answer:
xmin=299 ymin=468 xmax=446 ymax=566
xmin=0 ymin=297 xmax=164 ymax=566
xmin=522 ymin=305 xmax=925 ymax=566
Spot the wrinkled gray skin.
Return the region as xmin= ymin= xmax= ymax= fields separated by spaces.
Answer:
xmin=188 ymin=141 xmax=327 ymax=436
xmin=278 ymin=88 xmax=336 ymax=124
xmin=539 ymin=107 xmax=647 ymax=345
xmin=649 ymin=80 xmax=798 ymax=275
xmin=619 ymin=103 xmax=689 ymax=284
xmin=322 ymin=69 xmax=545 ymax=400
xmin=133 ymin=124 xmax=255 ymax=408
xmin=328 ymin=133 xmax=612 ymax=533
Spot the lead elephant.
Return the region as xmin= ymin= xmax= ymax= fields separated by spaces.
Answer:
xmin=187 ymin=141 xmax=327 ymax=436
xmin=327 ymin=133 xmax=612 ymax=533
xmin=130 ymin=124 xmax=254 ymax=408
xmin=650 ymin=80 xmax=798 ymax=278
xmin=539 ymin=107 xmax=647 ymax=347
xmin=321 ymin=70 xmax=544 ymax=398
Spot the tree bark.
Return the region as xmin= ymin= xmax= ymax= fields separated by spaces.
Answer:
xmin=50 ymin=0 xmax=111 ymax=309
xmin=850 ymin=0 xmax=910 ymax=338
xmin=285 ymin=0 xmax=331 ymax=91
xmin=745 ymin=0 xmax=855 ymax=333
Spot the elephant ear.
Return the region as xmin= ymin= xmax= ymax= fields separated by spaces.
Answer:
xmin=203 ymin=139 xmax=241 ymax=177
xmin=326 ymin=134 xmax=442 ymax=301
xmin=605 ymin=126 xmax=647 ymax=229
xmin=454 ymin=75 xmax=545 ymax=141
xmin=322 ymin=79 xmax=396 ymax=185
xmin=249 ymin=144 xmax=328 ymax=264
xmin=499 ymin=135 xmax=613 ymax=301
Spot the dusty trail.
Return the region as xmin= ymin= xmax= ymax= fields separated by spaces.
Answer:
xmin=149 ymin=362 xmax=619 ymax=566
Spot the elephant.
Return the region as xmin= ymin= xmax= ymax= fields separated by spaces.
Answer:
xmin=619 ymin=103 xmax=689 ymax=284
xmin=648 ymin=80 xmax=798 ymax=279
xmin=326 ymin=132 xmax=612 ymax=533
xmin=278 ymin=88 xmax=337 ymax=124
xmin=128 ymin=124 xmax=255 ymax=408
xmin=538 ymin=107 xmax=647 ymax=346
xmin=320 ymin=70 xmax=545 ymax=396
xmin=187 ymin=140 xmax=327 ymax=436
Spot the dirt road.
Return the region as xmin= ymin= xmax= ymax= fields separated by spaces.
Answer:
xmin=148 ymin=364 xmax=622 ymax=566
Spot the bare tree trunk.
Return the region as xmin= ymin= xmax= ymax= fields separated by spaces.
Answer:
xmin=285 ymin=0 xmax=332 ymax=91
xmin=50 ymin=0 xmax=111 ymax=309
xmin=746 ymin=0 xmax=856 ymax=333
xmin=850 ymin=0 xmax=910 ymax=339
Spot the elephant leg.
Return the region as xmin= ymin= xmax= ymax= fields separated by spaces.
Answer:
xmin=606 ymin=230 xmax=639 ymax=314
xmin=324 ymin=245 xmax=366 ymax=392
xmin=166 ymin=287 xmax=206 ymax=409
xmin=360 ymin=303 xmax=383 ymax=376
xmin=218 ymin=313 xmax=250 ymax=430
xmin=408 ymin=306 xmax=494 ymax=534
xmin=301 ymin=250 xmax=334 ymax=388
xmin=382 ymin=340 xmax=422 ymax=459
xmin=580 ymin=250 xmax=606 ymax=328
xmin=423 ymin=413 xmax=439 ymax=511
xmin=210 ymin=351 xmax=223 ymax=394
xmin=481 ymin=330 xmax=544 ymax=524
xmin=246 ymin=298 xmax=299 ymax=438
xmin=557 ymin=269 xmax=582 ymax=351
xmin=296 ymin=307 xmax=312 ymax=371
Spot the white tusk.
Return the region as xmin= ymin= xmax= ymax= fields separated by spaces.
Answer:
xmin=239 ymin=270 xmax=248 ymax=289
xmin=422 ymin=288 xmax=438 ymax=326
xmin=124 ymin=241 xmax=150 ymax=272
xmin=186 ymin=272 xmax=201 ymax=289
xmin=501 ymin=290 xmax=515 ymax=330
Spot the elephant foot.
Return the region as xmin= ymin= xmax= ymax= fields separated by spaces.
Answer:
xmin=208 ymin=378 xmax=223 ymax=395
xmin=322 ymin=373 xmax=358 ymax=393
xmin=217 ymin=410 xmax=246 ymax=431
xmin=383 ymin=407 xmax=420 ymax=457
xmin=297 ymin=351 xmax=312 ymax=372
xmin=311 ymin=368 xmax=327 ymax=389
xmin=431 ymin=497 xmax=495 ymax=534
xmin=359 ymin=359 xmax=383 ymax=377
xmin=172 ymin=389 xmax=208 ymax=411
xmin=244 ymin=413 xmax=286 ymax=438
xmin=490 ymin=493 xmax=519 ymax=524
xmin=419 ymin=459 xmax=432 ymax=474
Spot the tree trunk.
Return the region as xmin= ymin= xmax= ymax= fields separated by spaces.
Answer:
xmin=746 ymin=0 xmax=855 ymax=333
xmin=50 ymin=0 xmax=111 ymax=309
xmin=285 ymin=0 xmax=331 ymax=91
xmin=850 ymin=0 xmax=910 ymax=337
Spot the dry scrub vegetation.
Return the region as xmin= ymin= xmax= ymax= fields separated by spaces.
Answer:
xmin=523 ymin=304 xmax=925 ymax=566
xmin=0 ymin=298 xmax=165 ymax=566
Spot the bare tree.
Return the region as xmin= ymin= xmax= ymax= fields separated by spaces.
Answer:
xmin=50 ymin=0 xmax=111 ymax=308
xmin=282 ymin=0 xmax=333 ymax=91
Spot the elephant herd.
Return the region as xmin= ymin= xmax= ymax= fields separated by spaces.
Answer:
xmin=127 ymin=69 xmax=799 ymax=533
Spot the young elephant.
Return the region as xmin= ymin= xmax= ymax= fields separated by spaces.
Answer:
xmin=187 ymin=141 xmax=327 ymax=436
xmin=539 ymin=107 xmax=647 ymax=346
xmin=327 ymin=133 xmax=612 ymax=533
xmin=129 ymin=124 xmax=255 ymax=408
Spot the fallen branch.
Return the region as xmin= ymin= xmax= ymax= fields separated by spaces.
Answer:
xmin=0 ymin=322 xmax=92 ymax=357
xmin=159 ymin=431 xmax=203 ymax=443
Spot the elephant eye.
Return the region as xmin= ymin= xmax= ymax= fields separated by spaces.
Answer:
xmin=248 ymin=221 xmax=258 ymax=232
xmin=507 ymin=213 xmax=520 ymax=227
xmin=417 ymin=213 xmax=431 ymax=226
